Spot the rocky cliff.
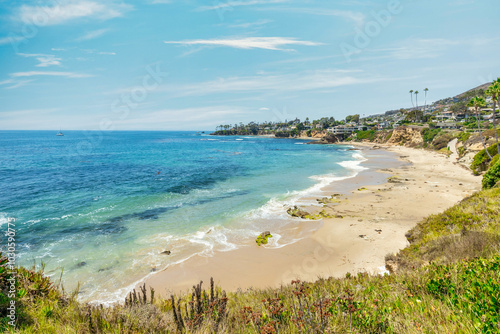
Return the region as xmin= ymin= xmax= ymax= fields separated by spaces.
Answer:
xmin=386 ymin=126 xmax=424 ymax=147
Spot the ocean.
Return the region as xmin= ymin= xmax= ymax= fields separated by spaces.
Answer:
xmin=0 ymin=131 xmax=367 ymax=304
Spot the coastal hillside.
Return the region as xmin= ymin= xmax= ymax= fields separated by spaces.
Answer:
xmin=348 ymin=126 xmax=500 ymax=174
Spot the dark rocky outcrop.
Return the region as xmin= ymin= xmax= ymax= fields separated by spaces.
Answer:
xmin=307 ymin=133 xmax=340 ymax=145
xmin=256 ymin=231 xmax=272 ymax=246
xmin=286 ymin=206 xmax=310 ymax=218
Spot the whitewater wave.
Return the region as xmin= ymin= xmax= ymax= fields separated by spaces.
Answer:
xmin=248 ymin=151 xmax=368 ymax=223
xmin=0 ymin=213 xmax=14 ymax=228
xmin=66 ymin=151 xmax=370 ymax=305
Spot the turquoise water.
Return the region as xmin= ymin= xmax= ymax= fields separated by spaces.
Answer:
xmin=0 ymin=131 xmax=365 ymax=303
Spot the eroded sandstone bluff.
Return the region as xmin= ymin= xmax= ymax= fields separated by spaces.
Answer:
xmin=386 ymin=126 xmax=424 ymax=147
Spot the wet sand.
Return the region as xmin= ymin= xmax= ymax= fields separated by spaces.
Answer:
xmin=143 ymin=143 xmax=481 ymax=296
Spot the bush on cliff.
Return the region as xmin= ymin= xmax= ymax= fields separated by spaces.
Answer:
xmin=355 ymin=130 xmax=376 ymax=141
xmin=482 ymin=155 xmax=500 ymax=189
xmin=422 ymin=128 xmax=441 ymax=143
xmin=456 ymin=131 xmax=471 ymax=143
xmin=274 ymin=131 xmax=290 ymax=138
xmin=471 ymin=144 xmax=498 ymax=173
xmin=431 ymin=133 xmax=454 ymax=150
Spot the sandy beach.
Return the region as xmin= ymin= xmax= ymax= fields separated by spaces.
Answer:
xmin=144 ymin=143 xmax=481 ymax=297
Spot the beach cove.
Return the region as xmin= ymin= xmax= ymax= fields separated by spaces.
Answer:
xmin=144 ymin=142 xmax=481 ymax=296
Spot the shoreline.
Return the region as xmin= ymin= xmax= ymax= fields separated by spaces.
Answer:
xmin=210 ymin=133 xmax=324 ymax=141
xmin=142 ymin=143 xmax=481 ymax=297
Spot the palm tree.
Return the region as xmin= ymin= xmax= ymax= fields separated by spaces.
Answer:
xmin=424 ymin=88 xmax=429 ymax=113
xmin=468 ymin=96 xmax=492 ymax=160
xmin=414 ymin=90 xmax=419 ymax=122
xmin=486 ymin=79 xmax=500 ymax=155
xmin=409 ymin=90 xmax=414 ymax=107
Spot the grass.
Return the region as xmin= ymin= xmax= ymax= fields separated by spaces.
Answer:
xmin=2 ymin=185 xmax=500 ymax=333
xmin=393 ymin=187 xmax=500 ymax=271
xmin=355 ymin=130 xmax=377 ymax=141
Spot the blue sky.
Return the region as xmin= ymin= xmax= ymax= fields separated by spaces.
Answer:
xmin=0 ymin=0 xmax=499 ymax=130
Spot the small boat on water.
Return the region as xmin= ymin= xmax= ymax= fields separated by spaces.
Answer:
xmin=56 ymin=131 xmax=64 ymax=136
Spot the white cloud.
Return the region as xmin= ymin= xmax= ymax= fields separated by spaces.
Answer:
xmin=0 ymin=36 xmax=26 ymax=45
xmin=18 ymin=1 xmax=133 ymax=26
xmin=0 ymin=79 xmax=33 ymax=89
xmin=198 ymin=0 xmax=287 ymax=11
xmin=11 ymin=71 xmax=93 ymax=78
xmin=76 ymin=28 xmax=109 ymax=41
xmin=164 ymin=37 xmax=323 ymax=51
xmin=159 ymin=69 xmax=385 ymax=97
xmin=17 ymin=53 xmax=62 ymax=67
xmin=226 ymin=19 xmax=272 ymax=29
xmin=81 ymin=49 xmax=116 ymax=55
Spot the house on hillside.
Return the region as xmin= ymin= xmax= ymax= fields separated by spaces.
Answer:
xmin=436 ymin=122 xmax=460 ymax=129
xmin=327 ymin=124 xmax=365 ymax=135
xmin=377 ymin=121 xmax=391 ymax=130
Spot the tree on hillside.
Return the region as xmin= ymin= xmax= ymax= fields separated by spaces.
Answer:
xmin=468 ymin=96 xmax=492 ymax=160
xmin=409 ymin=90 xmax=414 ymax=107
xmin=345 ymin=114 xmax=360 ymax=123
xmin=424 ymin=88 xmax=429 ymax=112
xmin=486 ymin=79 xmax=500 ymax=155
xmin=415 ymin=90 xmax=420 ymax=122
xmin=450 ymin=101 xmax=467 ymax=114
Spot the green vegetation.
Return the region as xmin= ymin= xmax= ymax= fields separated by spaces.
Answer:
xmin=482 ymin=156 xmax=500 ymax=189
xmin=421 ymin=128 xmax=441 ymax=144
xmin=274 ymin=131 xmax=291 ymax=138
xmin=345 ymin=114 xmax=360 ymax=123
xmin=456 ymin=131 xmax=471 ymax=143
xmin=470 ymin=144 xmax=498 ymax=173
xmin=431 ymin=133 xmax=453 ymax=150
xmin=355 ymin=130 xmax=377 ymax=141
xmin=458 ymin=146 xmax=466 ymax=158
xmin=393 ymin=187 xmax=500 ymax=271
xmin=213 ymin=117 xmax=341 ymax=138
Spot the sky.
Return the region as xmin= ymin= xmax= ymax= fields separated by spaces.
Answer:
xmin=0 ymin=0 xmax=499 ymax=131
